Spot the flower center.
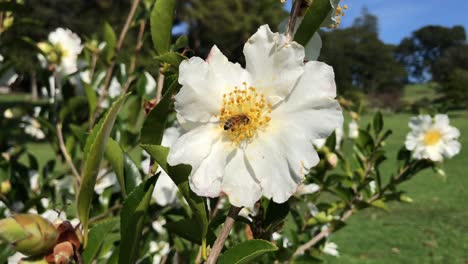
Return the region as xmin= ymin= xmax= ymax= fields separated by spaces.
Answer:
xmin=424 ymin=130 xmax=442 ymax=146
xmin=217 ymin=82 xmax=272 ymax=145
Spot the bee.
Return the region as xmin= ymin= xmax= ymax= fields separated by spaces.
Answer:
xmin=224 ymin=114 xmax=250 ymax=131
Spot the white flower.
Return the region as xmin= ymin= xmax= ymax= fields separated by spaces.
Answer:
xmin=29 ymin=170 xmax=39 ymax=192
xmin=144 ymin=126 xmax=183 ymax=206
xmin=405 ymin=114 xmax=461 ymax=162
xmin=294 ymin=183 xmax=320 ymax=197
xmin=8 ymin=252 xmax=26 ymax=264
xmin=368 ymin=180 xmax=377 ymax=194
xmin=22 ymin=117 xmax=45 ymax=139
xmin=3 ymin=109 xmax=13 ymax=119
xmin=323 ymin=241 xmax=339 ymax=257
xmin=348 ymin=120 xmax=359 ymax=139
xmin=167 ymin=25 xmax=343 ymax=208
xmin=108 ymin=77 xmax=121 ymax=98
xmin=95 ymin=170 xmax=118 ymax=195
xmin=48 ymin=28 xmax=83 ymax=75
xmin=144 ymin=72 xmax=157 ymax=95
xmin=149 ymin=241 xmax=170 ymax=264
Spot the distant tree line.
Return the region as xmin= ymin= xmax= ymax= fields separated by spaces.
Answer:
xmin=1 ymin=1 xmax=466 ymax=109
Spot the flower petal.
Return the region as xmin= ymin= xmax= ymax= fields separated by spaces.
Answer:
xmin=221 ymin=150 xmax=262 ymax=207
xmin=243 ymin=25 xmax=304 ymax=101
xmin=442 ymin=140 xmax=461 ymax=158
xmin=153 ymin=172 xmax=178 ymax=206
xmin=245 ymin=131 xmax=301 ymax=204
xmin=167 ymin=123 xmax=221 ymax=170
xmin=189 ymin=139 xmax=234 ymax=197
xmin=176 ymin=46 xmax=250 ymax=123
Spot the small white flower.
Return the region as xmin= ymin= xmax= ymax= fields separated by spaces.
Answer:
xmin=168 ymin=25 xmax=343 ymax=208
xmin=149 ymin=241 xmax=170 ymax=264
xmin=348 ymin=120 xmax=359 ymax=139
xmin=48 ymin=28 xmax=83 ymax=75
xmin=108 ymin=77 xmax=121 ymax=98
xmin=294 ymin=183 xmax=320 ymax=197
xmin=29 ymin=170 xmax=39 ymax=192
xmin=368 ymin=180 xmax=377 ymax=194
xmin=3 ymin=109 xmax=13 ymax=119
xmin=95 ymin=170 xmax=118 ymax=195
xmin=323 ymin=241 xmax=339 ymax=257
xmin=272 ymin=232 xmax=291 ymax=248
xmin=405 ymin=114 xmax=461 ymax=162
xmin=22 ymin=116 xmax=45 ymax=139
xmin=151 ymin=217 xmax=167 ymax=234
xmin=144 ymin=72 xmax=157 ymax=95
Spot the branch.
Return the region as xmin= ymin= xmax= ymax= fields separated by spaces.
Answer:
xmin=56 ymin=123 xmax=81 ymax=189
xmin=129 ymin=20 xmax=146 ymax=74
xmin=206 ymin=206 xmax=242 ymax=264
xmin=91 ymin=0 xmax=142 ymax=128
xmin=286 ymin=0 xmax=304 ymax=42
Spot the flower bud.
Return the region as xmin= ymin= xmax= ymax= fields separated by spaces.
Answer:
xmin=1 ymin=180 xmax=11 ymax=194
xmin=37 ymin=42 xmax=53 ymax=54
xmin=0 ymin=214 xmax=59 ymax=256
xmin=326 ymin=153 xmax=338 ymax=168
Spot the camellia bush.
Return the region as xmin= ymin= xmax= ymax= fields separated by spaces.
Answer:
xmin=0 ymin=0 xmax=461 ymax=263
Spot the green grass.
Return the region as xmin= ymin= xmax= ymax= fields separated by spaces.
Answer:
xmin=402 ymin=83 xmax=440 ymax=104
xmin=324 ymin=111 xmax=468 ymax=263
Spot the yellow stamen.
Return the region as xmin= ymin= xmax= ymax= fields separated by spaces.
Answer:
xmin=424 ymin=130 xmax=442 ymax=146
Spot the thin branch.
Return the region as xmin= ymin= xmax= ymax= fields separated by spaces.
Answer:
xmin=129 ymin=20 xmax=147 ymax=74
xmin=89 ymin=204 xmax=122 ymax=224
xmin=206 ymin=206 xmax=242 ymax=264
xmin=155 ymin=68 xmax=165 ymax=103
xmin=91 ymin=0 xmax=142 ymax=128
xmin=56 ymin=123 xmax=81 ymax=189
xmin=286 ymin=0 xmax=304 ymax=42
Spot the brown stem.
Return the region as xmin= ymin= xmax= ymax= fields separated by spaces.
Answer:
xmin=91 ymin=0 xmax=142 ymax=128
xmin=56 ymin=123 xmax=81 ymax=190
xmin=89 ymin=204 xmax=122 ymax=224
xmin=155 ymin=69 xmax=165 ymax=103
xmin=129 ymin=20 xmax=146 ymax=74
xmin=293 ymin=207 xmax=353 ymax=257
xmin=286 ymin=0 xmax=304 ymax=42
xmin=206 ymin=206 xmax=242 ymax=264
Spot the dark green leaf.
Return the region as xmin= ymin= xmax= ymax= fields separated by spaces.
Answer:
xmin=82 ymin=218 xmax=119 ymax=263
xmin=294 ymin=0 xmax=331 ymax=46
xmin=173 ymin=35 xmax=188 ymax=51
xmin=0 ymin=2 xmax=28 ymax=12
xmin=154 ymin=51 xmax=186 ymax=69
xmin=84 ymin=84 xmax=98 ymax=119
xmin=150 ymin=0 xmax=176 ymax=55
xmin=218 ymin=239 xmax=278 ymax=264
xmin=264 ymin=200 xmax=289 ymax=231
xmin=165 ymin=218 xmax=215 ymax=245
xmin=373 ymin=111 xmax=383 ymax=135
xmin=140 ymin=145 xmax=208 ymax=246
xmin=105 ymin=138 xmax=126 ymax=196
xmin=103 ymin=22 xmax=117 ymax=63
xmin=325 ymin=130 xmax=337 ymax=151
xmin=77 ymin=93 xmax=130 ymax=244
xmin=119 ymin=175 xmax=158 ymax=264
xmin=140 ymin=77 xmax=179 ymax=145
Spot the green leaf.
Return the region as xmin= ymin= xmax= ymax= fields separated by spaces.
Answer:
xmin=150 ymin=0 xmax=176 ymax=55
xmin=103 ymin=22 xmax=117 ymax=63
xmin=119 ymin=176 xmax=158 ymax=264
xmin=263 ymin=200 xmax=289 ymax=231
xmin=294 ymin=0 xmax=331 ymax=46
xmin=165 ymin=218 xmax=215 ymax=245
xmin=104 ymin=138 xmax=126 ymax=196
xmin=370 ymin=199 xmax=389 ymax=212
xmin=373 ymin=111 xmax=383 ymax=135
xmin=218 ymin=239 xmax=278 ymax=264
xmin=154 ymin=51 xmax=186 ymax=69
xmin=82 ymin=218 xmax=119 ymax=263
xmin=140 ymin=145 xmax=208 ymax=246
xmin=173 ymin=35 xmax=188 ymax=51
xmin=77 ymin=93 xmax=130 ymax=245
xmin=84 ymin=84 xmax=98 ymax=119
xmin=140 ymin=77 xmax=179 ymax=145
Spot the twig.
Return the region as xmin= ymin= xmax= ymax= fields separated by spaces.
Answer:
xmin=293 ymin=207 xmax=353 ymax=256
xmin=91 ymin=0 xmax=142 ymax=128
xmin=155 ymin=68 xmax=165 ymax=103
xmin=206 ymin=206 xmax=242 ymax=264
xmin=129 ymin=20 xmax=146 ymax=74
xmin=56 ymin=123 xmax=81 ymax=189
xmin=89 ymin=204 xmax=122 ymax=224
xmin=286 ymin=0 xmax=304 ymax=42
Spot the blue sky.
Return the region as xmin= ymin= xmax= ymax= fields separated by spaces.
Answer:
xmin=285 ymin=0 xmax=468 ymax=44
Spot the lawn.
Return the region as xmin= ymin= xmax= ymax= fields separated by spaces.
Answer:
xmin=324 ymin=110 xmax=468 ymax=263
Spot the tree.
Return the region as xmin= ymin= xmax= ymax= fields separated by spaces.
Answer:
xmin=176 ymin=0 xmax=287 ymax=62
xmin=396 ymin=25 xmax=466 ymax=81
xmin=319 ymin=9 xmax=406 ymax=105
